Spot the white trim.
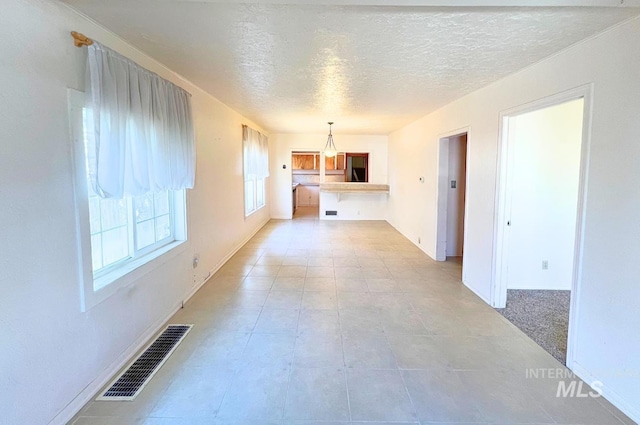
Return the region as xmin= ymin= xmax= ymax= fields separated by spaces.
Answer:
xmin=570 ymin=361 xmax=640 ymax=424
xmin=462 ymin=277 xmax=492 ymax=305
xmin=48 ymin=301 xmax=183 ymax=425
xmin=491 ymin=85 xmax=594 ymax=372
xmin=290 ymin=149 xmax=323 ymax=219
xmin=68 ymin=89 xmax=189 ymax=311
xmin=67 ymin=89 xmax=94 ymax=312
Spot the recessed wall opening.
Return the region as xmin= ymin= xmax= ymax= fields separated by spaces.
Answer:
xmin=345 ymin=153 xmax=369 ymax=182
xmin=291 ymin=151 xmax=320 ymax=219
xmin=494 ymin=96 xmax=586 ymax=365
xmin=436 ymin=131 xmax=468 ymax=278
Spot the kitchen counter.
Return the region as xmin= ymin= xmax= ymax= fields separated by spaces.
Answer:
xmin=319 ymin=183 xmax=389 ymax=193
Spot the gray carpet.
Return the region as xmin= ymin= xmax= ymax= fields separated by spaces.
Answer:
xmin=496 ymin=289 xmax=570 ymax=364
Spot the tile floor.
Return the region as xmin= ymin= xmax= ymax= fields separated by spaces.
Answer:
xmin=72 ymin=219 xmax=634 ymax=425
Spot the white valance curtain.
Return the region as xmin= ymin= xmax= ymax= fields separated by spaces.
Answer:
xmin=86 ymin=42 xmax=195 ymax=199
xmin=242 ymin=125 xmax=269 ymax=180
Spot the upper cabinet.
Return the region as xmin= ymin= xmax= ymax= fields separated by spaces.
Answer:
xmin=325 ymin=153 xmax=346 ymax=171
xmin=292 ymin=153 xmax=318 ymax=170
xmin=292 ymin=152 xmax=346 ymax=174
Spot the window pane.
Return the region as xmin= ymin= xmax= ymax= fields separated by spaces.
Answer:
xmin=100 ymin=198 xmax=128 ymax=231
xmin=256 ymin=178 xmax=265 ymax=208
xmin=245 ymin=180 xmax=255 ymax=214
xmin=154 ymin=191 xmax=170 ymax=216
xmin=155 ymin=214 xmax=171 ymax=241
xmin=135 ymin=193 xmax=154 ymax=223
xmin=102 ymin=227 xmax=130 ymax=267
xmin=88 ymin=196 xmax=102 ymax=234
xmin=136 ymin=219 xmax=155 ymax=250
xmin=91 ymin=234 xmax=103 ymax=271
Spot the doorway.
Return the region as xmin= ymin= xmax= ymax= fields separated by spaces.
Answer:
xmin=493 ymin=90 xmax=590 ymax=366
xmin=435 ymin=131 xmax=469 ymax=277
xmin=291 ymin=151 xmax=320 ymax=219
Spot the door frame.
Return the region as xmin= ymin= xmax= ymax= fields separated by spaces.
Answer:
xmin=491 ymin=84 xmax=593 ymax=367
xmin=435 ymin=127 xmax=470 ymax=277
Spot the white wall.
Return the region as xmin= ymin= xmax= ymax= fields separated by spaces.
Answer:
xmin=388 ymin=17 xmax=640 ymax=420
xmin=506 ymin=99 xmax=583 ymax=290
xmin=0 ymin=1 xmax=269 ymax=424
xmin=270 ymin=133 xmax=388 ymax=219
xmin=320 ymin=191 xmax=389 ymax=221
xmin=445 ymin=134 xmax=467 ymax=257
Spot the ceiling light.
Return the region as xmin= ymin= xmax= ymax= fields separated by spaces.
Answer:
xmin=324 ymin=122 xmax=338 ymax=158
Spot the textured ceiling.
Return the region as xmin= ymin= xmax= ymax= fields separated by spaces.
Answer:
xmin=62 ymin=1 xmax=639 ymax=134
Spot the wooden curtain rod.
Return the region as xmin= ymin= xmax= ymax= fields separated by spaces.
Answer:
xmin=71 ymin=31 xmax=93 ymax=47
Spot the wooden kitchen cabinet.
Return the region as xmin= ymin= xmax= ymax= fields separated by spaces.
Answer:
xmin=292 ymin=152 xmax=322 ymax=170
xmin=297 ymin=185 xmax=319 ymax=206
xmin=325 ymin=153 xmax=346 ymax=170
xmin=292 ymin=154 xmax=314 ymax=170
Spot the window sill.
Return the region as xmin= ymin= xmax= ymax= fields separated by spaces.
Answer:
xmin=83 ymin=239 xmax=188 ymax=311
xmin=245 ymin=204 xmax=266 ymax=219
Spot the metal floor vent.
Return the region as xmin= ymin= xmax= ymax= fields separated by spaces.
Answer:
xmin=97 ymin=324 xmax=192 ymax=401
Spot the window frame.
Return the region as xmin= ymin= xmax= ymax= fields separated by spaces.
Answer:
xmin=244 ymin=175 xmax=266 ymax=217
xmin=345 ymin=152 xmax=369 ymax=182
xmin=68 ymin=89 xmax=188 ymax=311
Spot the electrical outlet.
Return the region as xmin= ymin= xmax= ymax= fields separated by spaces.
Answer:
xmin=542 ymin=260 xmax=549 ymax=270
xmin=192 ymin=254 xmax=200 ymax=269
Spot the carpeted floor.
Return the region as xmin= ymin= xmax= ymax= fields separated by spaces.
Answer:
xmin=496 ymin=289 xmax=570 ymax=364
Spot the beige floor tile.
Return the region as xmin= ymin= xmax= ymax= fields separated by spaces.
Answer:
xmin=240 ymin=333 xmax=296 ymax=367
xmin=70 ymin=220 xmax=631 ymax=425
xmin=342 ymin=332 xmax=397 ymax=368
xmin=347 ymin=369 xmax=417 ymax=422
xmin=216 ymin=365 xmax=289 ymax=420
xmin=402 ymin=369 xmax=485 ymax=422
xmin=293 ymin=331 xmax=344 ymax=367
xmin=272 ymin=276 xmax=305 ymax=291
xmin=263 ymin=291 xmax=303 ymax=309
xmin=301 ymin=291 xmax=338 ymax=310
xmin=298 ymin=309 xmax=341 ymax=334
xmin=254 ymin=308 xmax=300 ymax=334
xmin=306 ymin=266 xmax=335 ymax=278
xmin=149 ymin=365 xmax=236 ymax=418
xmin=284 ymin=367 xmax=350 ymax=421
xmin=304 ymin=277 xmax=336 ymax=291
xmin=277 ymin=265 xmax=307 ymax=278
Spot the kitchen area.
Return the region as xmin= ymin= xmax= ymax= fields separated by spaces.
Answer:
xmin=291 ymin=151 xmax=346 ymax=217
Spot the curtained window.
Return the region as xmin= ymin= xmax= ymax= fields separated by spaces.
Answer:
xmin=86 ymin=42 xmax=195 ymax=198
xmin=69 ymin=42 xmax=194 ymax=306
xmin=243 ymin=125 xmax=269 ymax=216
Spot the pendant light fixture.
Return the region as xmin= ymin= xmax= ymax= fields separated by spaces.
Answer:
xmin=323 ymin=122 xmax=338 ymax=158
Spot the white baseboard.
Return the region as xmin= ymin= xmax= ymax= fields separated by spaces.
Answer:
xmin=182 ymin=216 xmax=271 ymax=305
xmin=385 ymin=220 xmax=438 ymax=261
xmin=51 ymin=217 xmax=271 ymax=425
xmin=461 ymin=277 xmax=492 ymax=306
xmin=570 ymin=361 xmax=640 ymax=424
xmin=49 ymin=302 xmax=182 ymax=425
